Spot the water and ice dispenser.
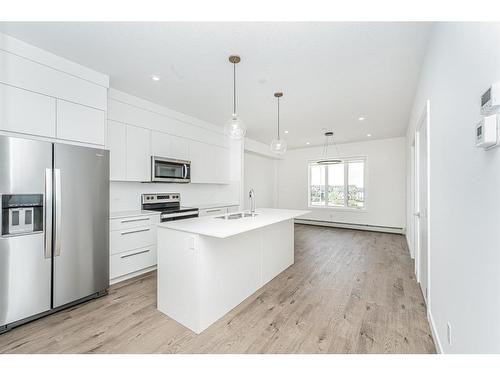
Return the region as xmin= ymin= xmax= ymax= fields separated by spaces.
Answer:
xmin=1 ymin=194 xmax=44 ymax=236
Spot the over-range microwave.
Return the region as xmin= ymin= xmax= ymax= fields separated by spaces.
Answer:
xmin=151 ymin=156 xmax=191 ymax=183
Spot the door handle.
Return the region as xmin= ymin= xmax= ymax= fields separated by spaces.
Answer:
xmin=54 ymin=168 xmax=62 ymax=257
xmin=414 ymin=212 xmax=420 ymax=218
xmin=44 ymin=168 xmax=53 ymax=259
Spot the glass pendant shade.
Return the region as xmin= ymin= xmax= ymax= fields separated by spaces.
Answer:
xmin=225 ymin=113 xmax=247 ymax=140
xmin=270 ymin=138 xmax=287 ymax=154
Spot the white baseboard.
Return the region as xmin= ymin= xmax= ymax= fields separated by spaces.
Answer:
xmin=110 ymin=265 xmax=157 ymax=285
xmin=295 ymin=218 xmax=404 ymax=234
xmin=428 ymin=309 xmax=444 ymax=354
xmin=405 ymin=233 xmax=415 ymax=259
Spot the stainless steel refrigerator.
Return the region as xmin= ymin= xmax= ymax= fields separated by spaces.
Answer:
xmin=0 ymin=135 xmax=109 ymax=332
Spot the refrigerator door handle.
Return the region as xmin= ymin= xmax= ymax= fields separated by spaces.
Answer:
xmin=54 ymin=168 xmax=62 ymax=257
xmin=44 ymin=168 xmax=53 ymax=259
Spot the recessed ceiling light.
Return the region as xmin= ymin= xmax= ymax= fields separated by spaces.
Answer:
xmin=366 ymin=133 xmax=372 ymax=137
xmin=284 ymin=130 xmax=289 ymax=134
xmin=151 ymin=75 xmax=160 ymax=81
xmin=306 ymin=142 xmax=310 ymax=145
xmin=358 ymin=116 xmax=365 ymax=121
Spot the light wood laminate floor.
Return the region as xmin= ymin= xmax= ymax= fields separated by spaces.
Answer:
xmin=0 ymin=224 xmax=435 ymax=354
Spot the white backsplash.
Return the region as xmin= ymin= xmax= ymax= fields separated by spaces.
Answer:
xmin=110 ymin=181 xmax=240 ymax=212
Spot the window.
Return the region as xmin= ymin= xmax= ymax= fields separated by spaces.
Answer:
xmin=308 ymin=159 xmax=365 ymax=209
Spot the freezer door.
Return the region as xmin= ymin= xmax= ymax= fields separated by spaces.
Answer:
xmin=53 ymin=143 xmax=109 ymax=308
xmin=0 ymin=136 xmax=52 ymax=326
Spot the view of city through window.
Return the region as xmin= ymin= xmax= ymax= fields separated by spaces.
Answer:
xmin=309 ymin=160 xmax=365 ymax=208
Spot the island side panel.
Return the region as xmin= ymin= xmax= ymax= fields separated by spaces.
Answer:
xmin=197 ymin=230 xmax=262 ymax=332
xmin=157 ymin=228 xmax=202 ymax=333
xmin=261 ymin=219 xmax=295 ymax=285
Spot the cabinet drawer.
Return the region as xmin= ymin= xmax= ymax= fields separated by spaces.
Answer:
xmin=110 ymin=214 xmax=158 ymax=231
xmin=110 ymin=246 xmax=157 ymax=279
xmin=110 ymin=225 xmax=156 ymax=255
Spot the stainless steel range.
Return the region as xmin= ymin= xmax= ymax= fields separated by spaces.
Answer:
xmin=141 ymin=193 xmax=198 ymax=222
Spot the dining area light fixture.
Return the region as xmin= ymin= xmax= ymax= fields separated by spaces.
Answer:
xmin=316 ymin=131 xmax=342 ymax=164
xmin=270 ymin=92 xmax=287 ymax=155
xmin=224 ymin=55 xmax=246 ymax=140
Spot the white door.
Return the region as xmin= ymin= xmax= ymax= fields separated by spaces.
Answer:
xmin=416 ymin=102 xmax=429 ymax=304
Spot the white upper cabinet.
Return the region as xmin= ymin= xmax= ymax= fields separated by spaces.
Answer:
xmin=151 ymin=130 xmax=190 ymax=161
xmin=0 ymin=83 xmax=56 ymax=138
xmin=108 ymin=120 xmax=127 ymax=181
xmin=213 ymin=145 xmax=230 ymax=183
xmin=56 ymin=99 xmax=105 ymax=145
xmin=190 ymin=140 xmax=230 ymax=184
xmin=170 ymin=135 xmax=189 ymax=160
xmin=151 ymin=131 xmax=171 ymax=159
xmin=126 ymin=125 xmax=151 ymax=182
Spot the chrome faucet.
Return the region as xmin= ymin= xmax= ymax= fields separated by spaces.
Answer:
xmin=249 ymin=188 xmax=256 ymax=215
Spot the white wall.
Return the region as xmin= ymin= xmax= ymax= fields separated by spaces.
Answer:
xmin=406 ymin=23 xmax=500 ymax=353
xmin=108 ymin=89 xmax=241 ymax=212
xmin=243 ymin=151 xmax=277 ymax=210
xmin=277 ymin=137 xmax=406 ymax=229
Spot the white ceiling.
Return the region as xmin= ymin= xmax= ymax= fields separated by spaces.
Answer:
xmin=0 ymin=22 xmax=433 ymax=148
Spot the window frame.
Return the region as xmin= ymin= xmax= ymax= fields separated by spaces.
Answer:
xmin=307 ymin=156 xmax=368 ymax=211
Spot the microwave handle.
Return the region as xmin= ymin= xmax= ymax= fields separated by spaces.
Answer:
xmin=183 ymin=164 xmax=188 ymax=179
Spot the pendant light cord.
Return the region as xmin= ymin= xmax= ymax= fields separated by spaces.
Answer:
xmin=233 ymin=62 xmax=236 ymax=115
xmin=277 ymin=96 xmax=280 ymax=140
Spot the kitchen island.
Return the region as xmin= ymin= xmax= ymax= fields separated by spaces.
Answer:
xmin=156 ymin=208 xmax=308 ymax=334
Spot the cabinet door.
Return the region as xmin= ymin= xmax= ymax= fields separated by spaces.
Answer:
xmin=214 ymin=145 xmax=230 ymax=183
xmin=126 ymin=125 xmax=151 ymax=182
xmin=108 ymin=120 xmax=127 ymax=181
xmin=0 ymin=83 xmax=56 ymax=137
xmin=56 ymin=99 xmax=105 ymax=145
xmin=189 ymin=140 xmax=210 ymax=183
xmin=170 ymin=136 xmax=189 ymax=160
xmin=151 ymin=131 xmax=171 ymax=158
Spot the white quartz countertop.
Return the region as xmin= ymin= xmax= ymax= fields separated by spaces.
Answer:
xmin=110 ymin=210 xmax=160 ymax=219
xmin=189 ymin=202 xmax=240 ymax=210
xmin=157 ymin=208 xmax=309 ymax=238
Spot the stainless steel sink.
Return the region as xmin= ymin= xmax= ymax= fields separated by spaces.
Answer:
xmin=215 ymin=212 xmax=258 ymax=220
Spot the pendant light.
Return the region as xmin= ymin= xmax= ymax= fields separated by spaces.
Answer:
xmin=224 ymin=55 xmax=246 ymax=139
xmin=317 ymin=131 xmax=341 ymax=164
xmin=270 ymin=92 xmax=287 ymax=154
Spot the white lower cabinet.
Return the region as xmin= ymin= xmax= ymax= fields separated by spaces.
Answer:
xmin=109 ymin=212 xmax=159 ymax=283
xmin=110 ymin=246 xmax=157 ymax=281
xmin=0 ymin=83 xmax=56 ymax=138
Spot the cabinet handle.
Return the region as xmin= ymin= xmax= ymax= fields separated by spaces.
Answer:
xmin=121 ymin=228 xmax=150 ymax=235
xmin=121 ymin=249 xmax=150 ymax=259
xmin=121 ymin=217 xmax=150 ymax=223
xmin=206 ymin=209 xmax=222 ymax=213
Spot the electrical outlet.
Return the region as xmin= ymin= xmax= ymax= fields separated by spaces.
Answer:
xmin=447 ymin=322 xmax=452 ymax=346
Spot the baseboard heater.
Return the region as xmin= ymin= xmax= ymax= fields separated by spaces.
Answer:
xmin=294 ymin=218 xmax=404 ymax=234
